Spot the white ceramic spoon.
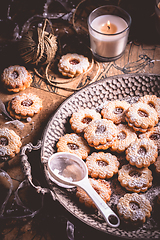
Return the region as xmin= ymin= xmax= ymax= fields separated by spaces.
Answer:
xmin=47 ymin=152 xmax=120 ymax=228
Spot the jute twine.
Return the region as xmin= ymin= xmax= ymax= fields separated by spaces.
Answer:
xmin=19 ymin=19 xmax=58 ymax=65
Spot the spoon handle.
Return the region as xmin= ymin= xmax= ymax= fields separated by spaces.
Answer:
xmin=77 ymin=178 xmax=120 ymax=228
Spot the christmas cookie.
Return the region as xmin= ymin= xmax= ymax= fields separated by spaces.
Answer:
xmin=86 ymin=152 xmax=119 ymax=179
xmin=58 ymin=53 xmax=90 ymax=78
xmin=126 ymin=138 xmax=158 ymax=168
xmin=118 ymin=164 xmax=153 ymax=193
xmin=138 ymin=95 xmax=160 ymax=119
xmin=84 ymin=119 xmax=117 ymax=150
xmin=56 ymin=133 xmax=90 ymax=160
xmin=125 ymin=102 xmax=158 ymax=132
xmin=111 ymin=124 xmax=137 ymax=153
xmin=0 ymin=128 xmax=22 ymax=159
xmin=139 ymin=126 xmax=160 ymax=151
xmin=7 ymin=93 xmax=43 ymax=120
xmin=70 ymin=108 xmax=101 ymax=133
xmin=117 ymin=193 xmax=152 ymax=224
xmin=101 ymin=100 xmax=130 ymax=124
xmin=1 ymin=65 xmax=32 ymax=92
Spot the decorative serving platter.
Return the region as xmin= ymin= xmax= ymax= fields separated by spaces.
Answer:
xmin=40 ymin=73 xmax=160 ymax=239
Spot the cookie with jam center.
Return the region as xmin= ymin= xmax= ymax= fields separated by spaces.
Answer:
xmin=7 ymin=93 xmax=42 ymax=120
xmin=1 ymin=65 xmax=32 ymax=92
xmin=0 ymin=127 xmax=22 ymax=159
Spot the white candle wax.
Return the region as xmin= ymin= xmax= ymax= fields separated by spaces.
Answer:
xmin=89 ymin=15 xmax=129 ymax=59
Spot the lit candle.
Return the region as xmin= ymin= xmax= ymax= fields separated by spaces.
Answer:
xmin=88 ymin=6 xmax=131 ymax=61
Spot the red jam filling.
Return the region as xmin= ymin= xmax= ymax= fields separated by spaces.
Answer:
xmin=117 ymin=131 xmax=126 ymax=140
xmin=129 ymin=170 xmax=141 ymax=178
xmin=97 ymin=160 xmax=108 ymax=167
xmin=67 ymin=143 xmax=79 ymax=150
xmin=82 ymin=117 xmax=92 ymax=124
xmin=69 ymin=58 xmax=80 ymax=65
xmin=21 ymin=99 xmax=33 ymax=107
xmin=138 ymin=110 xmax=148 ymax=117
xmin=150 ymin=133 xmax=160 ymax=140
xmin=114 ymin=107 xmax=123 ymax=115
xmin=148 ymin=102 xmax=155 ymax=108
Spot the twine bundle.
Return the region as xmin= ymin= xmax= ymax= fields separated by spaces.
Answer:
xmin=19 ymin=19 xmax=58 ymax=65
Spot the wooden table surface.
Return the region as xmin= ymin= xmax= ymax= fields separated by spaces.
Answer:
xmin=0 ymin=0 xmax=160 ymax=239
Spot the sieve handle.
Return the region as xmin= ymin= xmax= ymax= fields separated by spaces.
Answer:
xmin=77 ymin=178 xmax=120 ymax=228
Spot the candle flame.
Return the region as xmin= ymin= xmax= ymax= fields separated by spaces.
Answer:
xmin=107 ymin=20 xmax=111 ymax=29
xmin=101 ymin=20 xmax=117 ymax=34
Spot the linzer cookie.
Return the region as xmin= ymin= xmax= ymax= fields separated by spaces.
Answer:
xmin=1 ymin=65 xmax=32 ymax=92
xmin=111 ymin=124 xmax=137 ymax=153
xmin=126 ymin=138 xmax=158 ymax=168
xmin=70 ymin=108 xmax=101 ymax=133
xmin=117 ymin=193 xmax=152 ymax=225
xmin=118 ymin=164 xmax=153 ymax=193
xmin=101 ymin=100 xmax=130 ymax=124
xmin=86 ymin=152 xmax=119 ymax=179
xmin=138 ymin=95 xmax=160 ymax=119
xmin=7 ymin=93 xmax=42 ymax=120
xmin=56 ymin=133 xmax=90 ymax=160
xmin=84 ymin=119 xmax=117 ymax=150
xmin=0 ymin=127 xmax=22 ymax=159
xmin=58 ymin=53 xmax=90 ymax=78
xmin=139 ymin=126 xmax=160 ymax=151
xmin=125 ymin=102 xmax=158 ymax=132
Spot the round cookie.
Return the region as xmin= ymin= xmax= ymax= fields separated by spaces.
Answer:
xmin=1 ymin=65 xmax=32 ymax=92
xmin=101 ymin=100 xmax=130 ymax=124
xmin=7 ymin=93 xmax=43 ymax=120
xmin=58 ymin=53 xmax=90 ymax=78
xmin=56 ymin=133 xmax=90 ymax=160
xmin=138 ymin=95 xmax=160 ymax=119
xmin=70 ymin=108 xmax=101 ymax=133
xmin=139 ymin=126 xmax=160 ymax=151
xmin=76 ymin=178 xmax=111 ymax=208
xmin=118 ymin=164 xmax=153 ymax=193
xmin=126 ymin=138 xmax=158 ymax=168
xmin=84 ymin=119 xmax=117 ymax=149
xmin=111 ymin=124 xmax=137 ymax=153
xmin=86 ymin=152 xmax=119 ymax=179
xmin=117 ymin=193 xmax=152 ymax=225
xmin=0 ymin=127 xmax=22 ymax=159
xmin=125 ymin=102 xmax=158 ymax=132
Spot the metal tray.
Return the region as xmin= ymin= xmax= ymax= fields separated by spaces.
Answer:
xmin=41 ymin=73 xmax=160 ymax=239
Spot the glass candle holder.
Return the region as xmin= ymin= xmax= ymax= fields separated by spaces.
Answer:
xmin=87 ymin=5 xmax=131 ymax=62
xmin=155 ymin=0 xmax=160 ymax=36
